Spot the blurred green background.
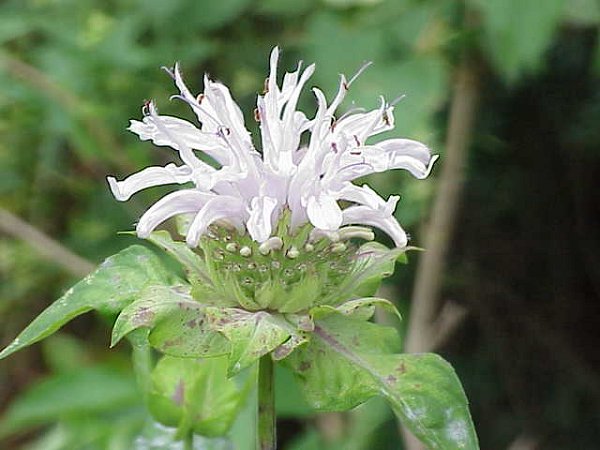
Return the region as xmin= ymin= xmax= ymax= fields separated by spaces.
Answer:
xmin=0 ymin=0 xmax=598 ymax=449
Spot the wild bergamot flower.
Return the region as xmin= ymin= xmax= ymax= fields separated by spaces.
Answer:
xmin=107 ymin=47 xmax=437 ymax=250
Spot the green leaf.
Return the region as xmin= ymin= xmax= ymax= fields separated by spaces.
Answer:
xmin=205 ymin=308 xmax=291 ymax=375
xmin=41 ymin=334 xmax=92 ymax=374
xmin=363 ymin=353 xmax=478 ymax=450
xmin=285 ymin=314 xmax=400 ymax=411
xmin=470 ymin=0 xmax=565 ymax=81
xmin=145 ymin=231 xmax=210 ymax=285
xmin=148 ymin=355 xmax=248 ymax=438
xmin=180 ymin=0 xmax=252 ymax=31
xmin=0 ymin=245 xmax=173 ymax=360
xmin=0 ymin=366 xmax=140 ymax=438
xmin=111 ymin=285 xmax=230 ymax=359
xmin=274 ymin=365 xmax=313 ymax=418
xmin=286 ymin=313 xmax=479 ymax=449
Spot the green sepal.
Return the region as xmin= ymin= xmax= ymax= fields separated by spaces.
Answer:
xmin=327 ymin=242 xmax=408 ymax=303
xmin=285 ymin=312 xmax=479 ymax=449
xmin=261 ymin=276 xmax=321 ymax=313
xmin=145 ymin=230 xmax=210 ymax=285
xmin=0 ymin=245 xmax=173 ymax=360
xmin=148 ymin=355 xmax=250 ymax=438
xmin=310 ymin=297 xmax=402 ymax=322
xmin=111 ymin=285 xmax=230 ymax=358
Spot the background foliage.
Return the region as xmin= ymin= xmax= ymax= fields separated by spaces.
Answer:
xmin=1 ymin=0 xmax=598 ymax=448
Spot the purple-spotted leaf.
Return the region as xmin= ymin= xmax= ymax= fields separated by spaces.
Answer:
xmin=0 ymin=245 xmax=173 ymax=361
xmin=285 ymin=313 xmax=479 ymax=449
xmin=111 ymin=285 xmax=230 ymax=358
xmin=148 ymin=355 xmax=248 ymax=438
xmin=285 ymin=314 xmax=400 ymax=411
xmin=204 ymin=308 xmax=291 ymax=375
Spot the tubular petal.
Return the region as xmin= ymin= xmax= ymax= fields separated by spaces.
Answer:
xmin=136 ymin=190 xmax=214 ymax=238
xmin=107 ymin=164 xmax=192 ymax=201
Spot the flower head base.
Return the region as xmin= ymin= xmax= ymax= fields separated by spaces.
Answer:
xmin=192 ymin=216 xmax=366 ymax=313
xmin=108 ymin=47 xmax=437 ymax=250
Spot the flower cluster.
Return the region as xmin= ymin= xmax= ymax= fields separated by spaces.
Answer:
xmin=108 ymin=48 xmax=437 ymax=248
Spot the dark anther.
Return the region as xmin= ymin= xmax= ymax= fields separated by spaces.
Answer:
xmin=383 ymin=111 xmax=391 ymax=126
xmin=254 ymin=108 xmax=261 ymax=122
xmin=196 ymin=93 xmax=205 ymax=104
xmin=142 ymin=100 xmax=152 ymax=116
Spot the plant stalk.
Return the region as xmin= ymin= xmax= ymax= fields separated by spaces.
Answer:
xmin=183 ymin=431 xmax=194 ymax=450
xmin=257 ymin=355 xmax=276 ymax=450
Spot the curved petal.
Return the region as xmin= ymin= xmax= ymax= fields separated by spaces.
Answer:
xmin=108 ymin=164 xmax=192 ymax=202
xmin=373 ymin=138 xmax=437 ymax=179
xmin=247 ymin=196 xmax=278 ymax=242
xmin=332 ymin=140 xmax=437 ymax=183
xmin=306 ymin=195 xmax=343 ymax=231
xmin=203 ymin=77 xmax=252 ymax=146
xmin=128 ymin=116 xmax=230 ymax=165
xmin=335 ymin=183 xmax=387 ymax=210
xmin=136 ymin=190 xmax=214 ymax=238
xmin=334 ymin=102 xmax=394 ymax=142
xmin=342 ymin=205 xmax=407 ymax=247
xmin=186 ymin=196 xmax=246 ymax=247
xmin=145 ymin=103 xmax=207 ymax=170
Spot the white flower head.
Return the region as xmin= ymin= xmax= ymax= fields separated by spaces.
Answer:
xmin=108 ymin=47 xmax=437 ymax=248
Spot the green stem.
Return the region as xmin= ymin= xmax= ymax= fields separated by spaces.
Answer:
xmin=258 ymin=355 xmax=276 ymax=450
xmin=183 ymin=431 xmax=194 ymax=450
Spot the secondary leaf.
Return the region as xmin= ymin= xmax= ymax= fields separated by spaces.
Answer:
xmin=286 ymin=313 xmax=479 ymax=449
xmin=148 ymin=355 xmax=248 ymax=438
xmin=285 ymin=314 xmax=400 ymax=411
xmin=111 ymin=285 xmax=230 ymax=358
xmin=0 ymin=245 xmax=173 ymax=360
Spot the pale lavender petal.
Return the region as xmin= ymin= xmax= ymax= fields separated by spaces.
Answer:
xmin=140 ymin=103 xmax=205 ymax=170
xmin=108 ymin=164 xmax=192 ymax=201
xmin=136 ymin=190 xmax=214 ymax=238
xmin=203 ymin=76 xmax=252 ymax=146
xmin=186 ymin=196 xmax=246 ymax=247
xmin=335 ymin=183 xmax=387 ymax=210
xmin=306 ymin=194 xmax=343 ymax=231
xmin=342 ymin=205 xmax=407 ymax=247
xmin=128 ymin=115 xmax=231 ymax=165
xmin=334 ymin=102 xmax=394 ymax=142
xmin=246 ymin=196 xmax=278 ymax=242
xmin=170 ymin=63 xmax=223 ymax=131
xmin=332 ymin=140 xmax=437 ymax=182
